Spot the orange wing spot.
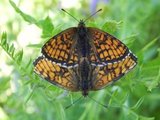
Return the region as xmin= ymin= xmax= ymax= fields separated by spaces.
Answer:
xmin=119 ymin=46 xmax=124 ymax=52
xmin=108 ymin=50 xmax=113 ymax=55
xmin=113 ymin=63 xmax=118 ymax=68
xmin=66 ymin=34 xmax=70 ymax=39
xmin=91 ymin=55 xmax=96 ymax=61
xmin=113 ymin=49 xmax=118 ymax=56
xmin=49 ymin=72 xmax=55 ymax=80
xmin=43 ymin=72 xmax=48 ymax=78
xmin=63 ymin=45 xmax=67 ymax=50
xmin=52 ymin=50 xmax=56 ymax=56
xmin=54 ymin=65 xmax=60 ymax=72
xmin=117 ymin=50 xmax=121 ymax=55
xmin=100 ymin=53 xmax=104 ymax=59
xmin=47 ymin=45 xmax=51 ymax=50
xmin=51 ymin=39 xmax=55 ymax=45
xmin=74 ymin=56 xmax=78 ymax=61
xmin=100 ymin=34 xmax=104 ymax=40
xmin=123 ymin=58 xmax=129 ymax=65
xmin=55 ymin=50 xmax=60 ymax=56
xmin=59 ymin=44 xmax=63 ymax=49
xmin=105 ymin=45 xmax=110 ymax=49
xmin=122 ymin=67 xmax=127 ymax=73
xmin=111 ymin=72 xmax=115 ymax=78
xmin=43 ymin=60 xmax=50 ymax=71
xmin=106 ymin=57 xmax=111 ymax=60
xmin=107 ymin=38 xmax=112 ymax=45
xmin=97 ymin=48 xmax=101 ymax=53
xmin=94 ymin=39 xmax=100 ymax=46
xmin=118 ymin=61 xmax=123 ymax=67
xmin=100 ymin=45 xmax=105 ymax=50
xmin=63 ymin=34 xmax=67 ymax=40
xmin=110 ymin=46 xmax=115 ymax=50
xmin=49 ymin=49 xmax=52 ymax=54
xmin=36 ymin=64 xmax=43 ymax=71
xmin=64 ymin=53 xmax=68 ymax=59
xmin=42 ymin=61 xmax=48 ymax=73
xmin=104 ymin=51 xmax=108 ymax=57
xmin=111 ymin=55 xmax=115 ymax=59
xmin=115 ymin=68 xmax=120 ymax=75
xmin=57 ymin=36 xmax=61 ymax=41
xmin=61 ymin=51 xmax=65 ymax=57
xmin=108 ymin=73 xmax=112 ymax=81
xmin=113 ymin=40 xmax=119 ymax=46
xmin=99 ymin=80 xmax=104 ymax=86
xmin=107 ymin=64 xmax=112 ymax=69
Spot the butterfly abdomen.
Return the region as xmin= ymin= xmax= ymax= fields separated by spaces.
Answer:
xmin=78 ymin=58 xmax=91 ymax=96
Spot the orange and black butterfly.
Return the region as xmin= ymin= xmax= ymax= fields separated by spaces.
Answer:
xmin=42 ymin=9 xmax=132 ymax=68
xmin=33 ymin=54 xmax=137 ymax=96
xmin=33 ymin=9 xmax=137 ymax=96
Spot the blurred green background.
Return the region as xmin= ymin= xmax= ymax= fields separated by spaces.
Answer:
xmin=0 ymin=0 xmax=160 ymax=120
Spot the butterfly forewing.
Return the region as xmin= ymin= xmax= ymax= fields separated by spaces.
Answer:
xmin=42 ymin=28 xmax=79 ymax=67
xmin=33 ymin=56 xmax=78 ymax=91
xmin=92 ymin=53 xmax=137 ymax=90
xmin=88 ymin=27 xmax=129 ymax=65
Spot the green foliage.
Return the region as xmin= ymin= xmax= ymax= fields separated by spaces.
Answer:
xmin=0 ymin=0 xmax=160 ymax=120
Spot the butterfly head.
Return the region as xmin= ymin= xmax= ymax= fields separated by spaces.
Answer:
xmin=78 ymin=20 xmax=85 ymax=27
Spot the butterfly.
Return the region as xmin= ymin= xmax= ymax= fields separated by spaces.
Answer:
xmin=33 ymin=53 xmax=137 ymax=96
xmin=33 ymin=9 xmax=137 ymax=96
xmin=42 ymin=9 xmax=130 ymax=68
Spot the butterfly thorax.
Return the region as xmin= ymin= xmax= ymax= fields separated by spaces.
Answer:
xmin=77 ymin=20 xmax=91 ymax=57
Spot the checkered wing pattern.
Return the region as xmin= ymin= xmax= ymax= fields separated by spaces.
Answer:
xmin=33 ymin=56 xmax=78 ymax=91
xmin=88 ymin=27 xmax=129 ymax=65
xmin=92 ymin=53 xmax=137 ymax=90
xmin=42 ymin=28 xmax=78 ymax=67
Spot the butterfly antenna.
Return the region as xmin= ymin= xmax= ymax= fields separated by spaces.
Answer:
xmin=84 ymin=9 xmax=102 ymax=22
xmin=61 ymin=9 xmax=79 ymax=22
xmin=65 ymin=96 xmax=83 ymax=109
xmin=88 ymin=96 xmax=108 ymax=109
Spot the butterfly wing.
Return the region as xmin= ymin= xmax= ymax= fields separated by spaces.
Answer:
xmin=33 ymin=56 xmax=78 ymax=91
xmin=42 ymin=27 xmax=78 ymax=68
xmin=91 ymin=53 xmax=137 ymax=90
xmin=88 ymin=27 xmax=130 ymax=66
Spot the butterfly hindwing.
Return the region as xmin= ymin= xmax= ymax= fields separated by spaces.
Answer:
xmin=33 ymin=56 xmax=78 ymax=91
xmin=92 ymin=52 xmax=137 ymax=90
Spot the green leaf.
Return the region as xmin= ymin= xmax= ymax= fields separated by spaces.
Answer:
xmin=37 ymin=16 xmax=54 ymax=38
xmin=139 ymin=116 xmax=155 ymax=120
xmin=131 ymin=97 xmax=144 ymax=110
xmin=9 ymin=44 xmax=15 ymax=56
xmin=25 ymin=58 xmax=32 ymax=69
xmin=102 ymin=20 xmax=122 ymax=34
xmin=15 ymin=50 xmax=23 ymax=63
xmin=27 ymin=44 xmax=42 ymax=48
xmin=9 ymin=0 xmax=37 ymax=24
xmin=127 ymin=111 xmax=139 ymax=120
xmin=1 ymin=32 xmax=7 ymax=45
xmin=5 ymin=43 xmax=9 ymax=51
